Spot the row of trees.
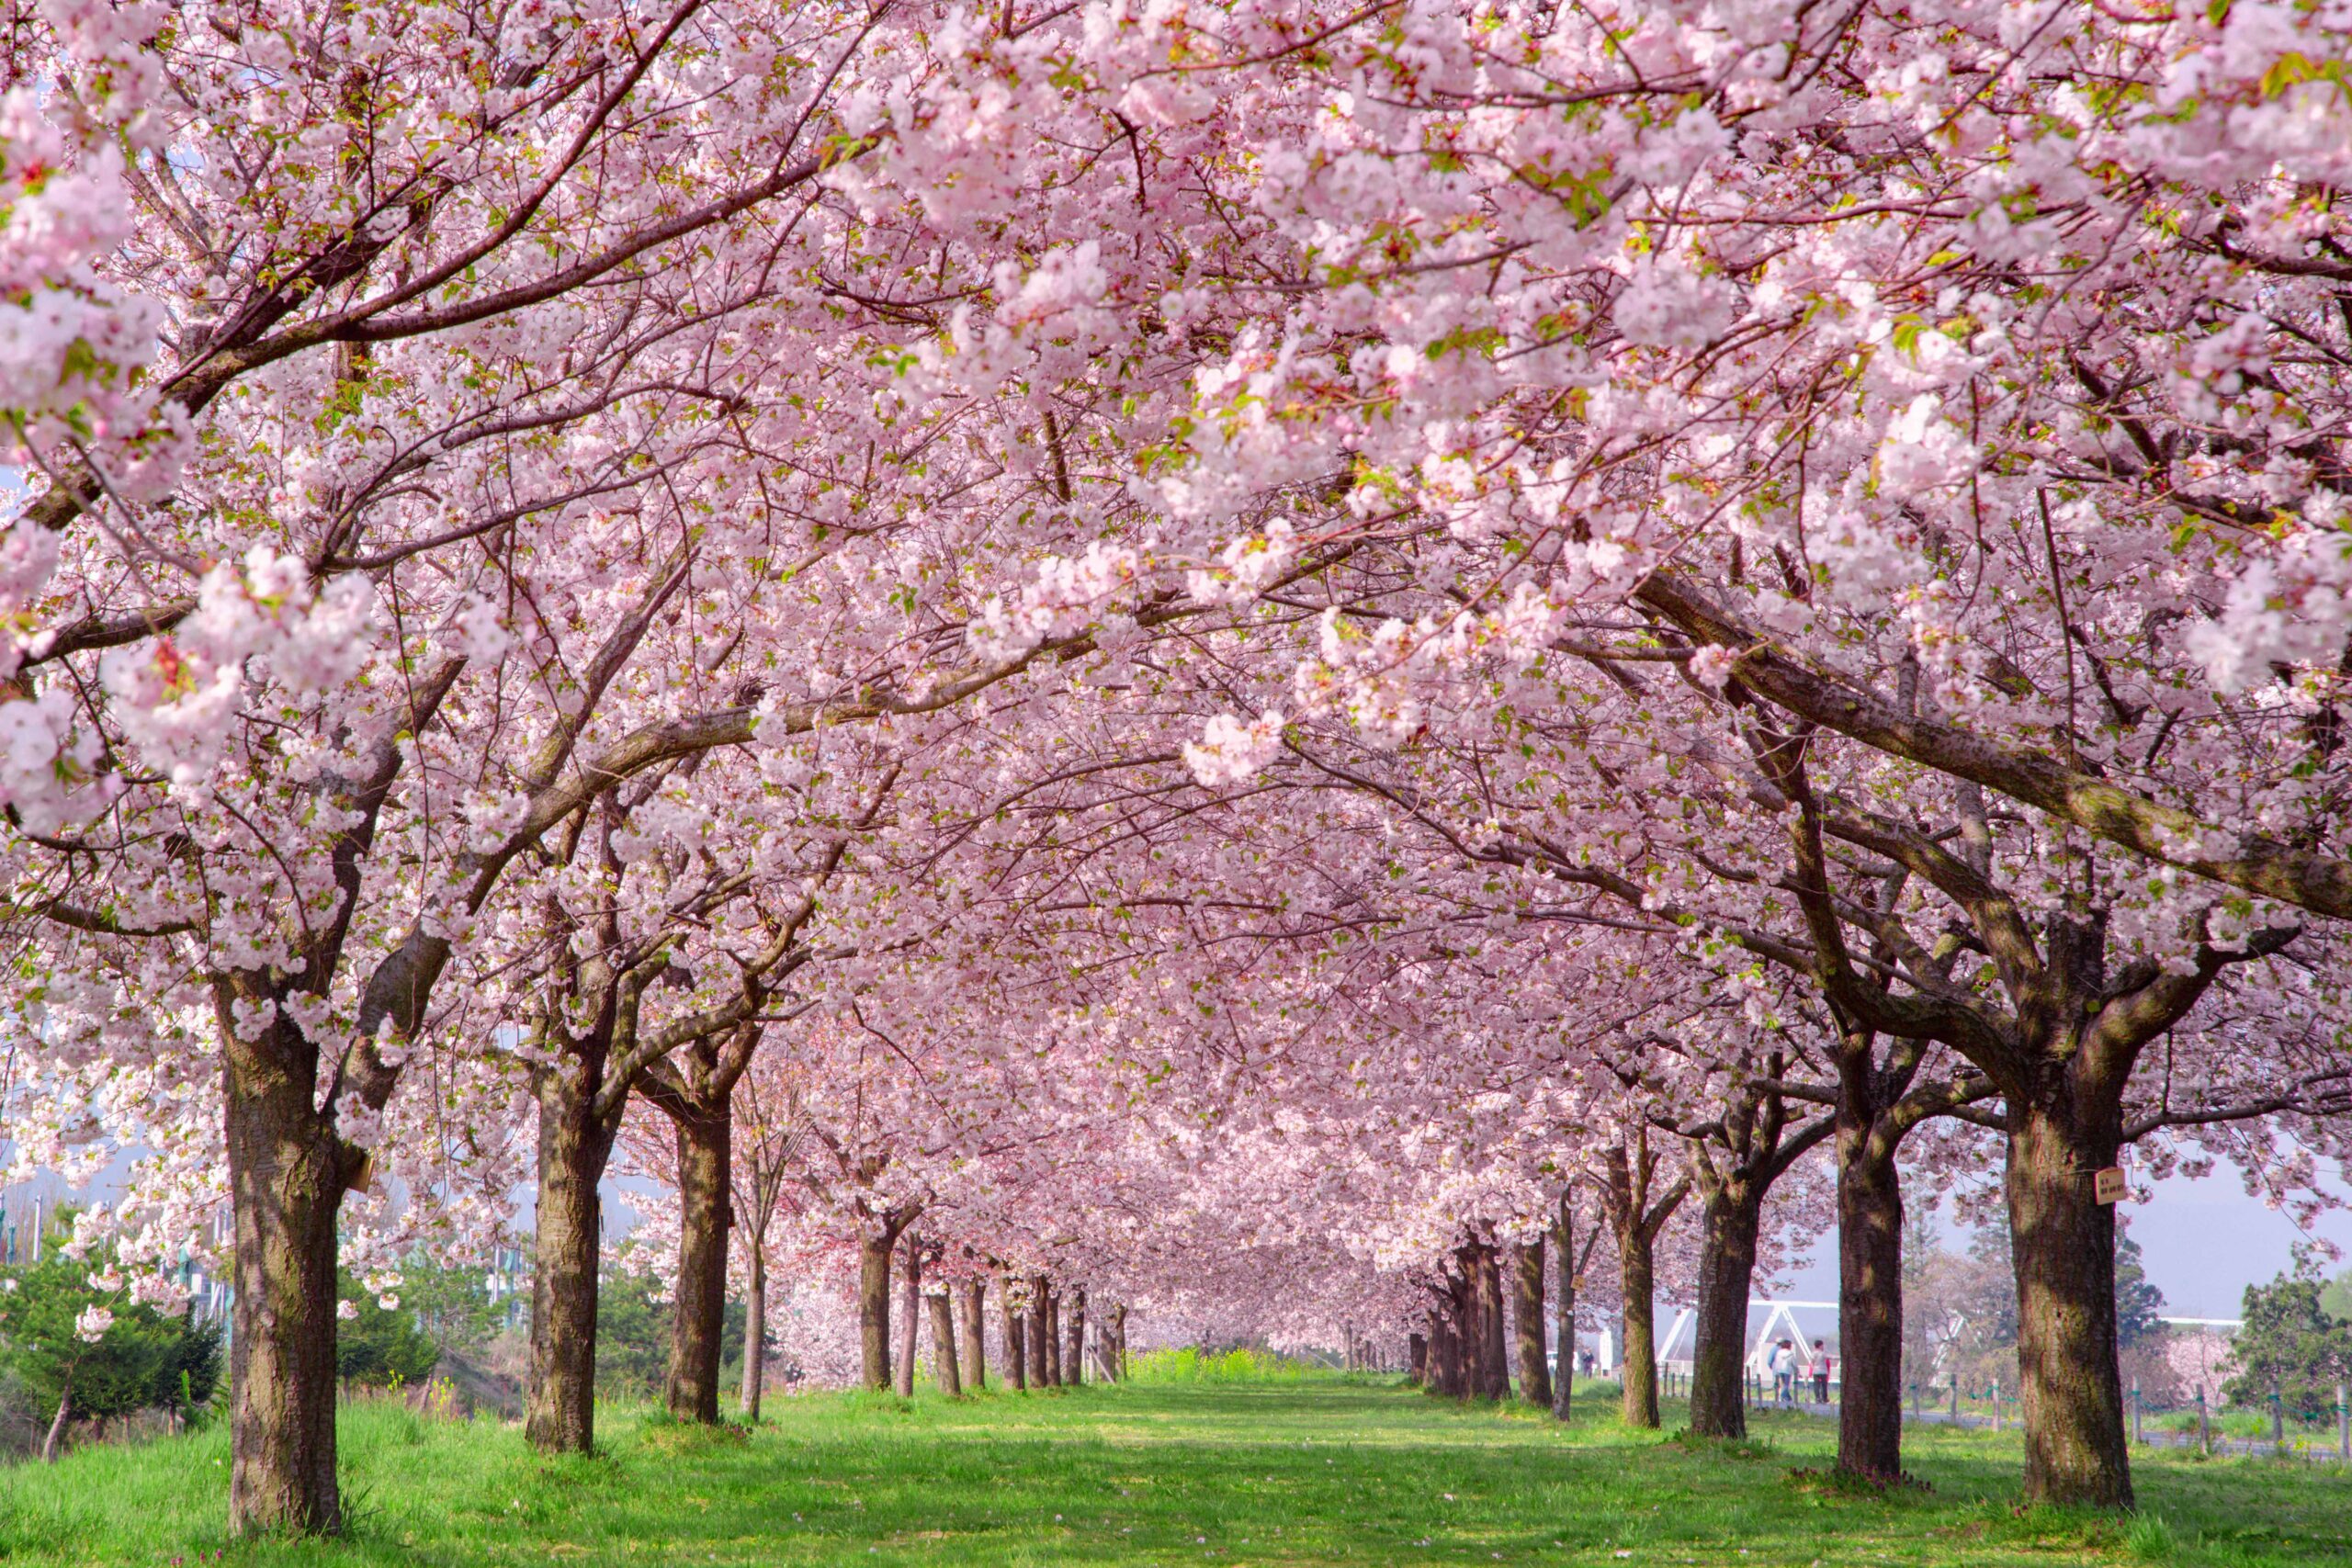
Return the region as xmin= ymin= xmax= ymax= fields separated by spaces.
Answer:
xmin=2 ymin=0 xmax=2350 ymax=1535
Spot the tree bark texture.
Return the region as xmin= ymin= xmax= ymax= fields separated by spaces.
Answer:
xmin=926 ymin=1290 xmax=962 ymax=1395
xmin=2009 ymin=1099 xmax=2132 ymax=1507
xmin=1619 ymin=1222 xmax=1661 ymax=1429
xmin=1512 ymin=1239 xmax=1553 ymax=1405
xmin=1478 ymin=1243 xmax=1510 ymax=1400
xmin=894 ymin=1236 xmax=921 ymax=1397
xmin=1687 ymin=1182 xmax=1765 ymax=1439
xmin=526 ymin=1066 xmax=621 ymax=1457
xmin=740 ymin=1238 xmax=768 ymax=1420
xmin=1026 ymin=1278 xmax=1051 ymax=1388
xmin=1044 ymin=1289 xmax=1064 ymax=1385
xmin=1005 ymin=1287 xmax=1028 ymax=1390
xmin=1408 ymin=1332 xmax=1428 ymax=1386
xmin=1064 ymin=1287 xmax=1087 ymax=1386
xmin=959 ymin=1278 xmax=987 ymax=1390
xmin=1552 ymin=1199 xmax=1578 ymax=1424
xmin=1428 ymin=1302 xmax=1464 ymax=1398
xmin=858 ymin=1230 xmax=897 ymax=1392
xmin=223 ymin=1018 xmax=351 ymax=1534
xmin=662 ymin=1106 xmax=731 ymax=1424
xmin=1837 ymin=1130 xmax=1907 ymax=1483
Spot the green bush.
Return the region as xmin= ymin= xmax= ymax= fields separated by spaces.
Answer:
xmin=0 ymin=1256 xmax=221 ymax=1448
xmin=336 ymin=1272 xmax=440 ymax=1389
xmin=595 ymin=1267 xmax=745 ymax=1400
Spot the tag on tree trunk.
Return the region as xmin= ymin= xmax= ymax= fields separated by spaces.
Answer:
xmin=2093 ymin=1166 xmax=2127 ymax=1204
xmin=352 ymin=1152 xmax=378 ymax=1195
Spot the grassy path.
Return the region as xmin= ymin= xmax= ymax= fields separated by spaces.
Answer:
xmin=3 ymin=1376 xmax=2346 ymax=1566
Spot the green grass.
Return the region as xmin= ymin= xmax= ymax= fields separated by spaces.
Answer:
xmin=3 ymin=1376 xmax=2346 ymax=1566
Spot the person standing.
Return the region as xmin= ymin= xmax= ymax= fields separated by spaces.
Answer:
xmin=1810 ymin=1339 xmax=1831 ymax=1405
xmin=1769 ymin=1338 xmax=1795 ymax=1405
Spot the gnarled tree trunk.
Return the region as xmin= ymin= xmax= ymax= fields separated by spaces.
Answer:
xmin=223 ymin=1014 xmax=350 ymax=1533
xmin=1477 ymin=1243 xmax=1510 ymax=1400
xmin=662 ymin=1105 xmax=731 ymax=1424
xmin=1428 ymin=1300 xmax=1464 ymax=1397
xmin=1837 ymin=1126 xmax=1906 ymax=1482
xmin=926 ymin=1289 xmax=962 ymax=1395
xmin=526 ymin=1068 xmax=619 ymax=1455
xmin=859 ymin=1230 xmax=897 ymax=1392
xmin=1026 ymin=1278 xmax=1050 ymax=1387
xmin=1064 ymin=1287 xmax=1087 ymax=1386
xmin=1687 ymin=1182 xmax=1765 ymax=1438
xmin=959 ymin=1278 xmax=987 ymax=1390
xmin=1619 ymin=1221 xmax=1661 ymax=1429
xmin=2009 ymin=1096 xmax=2131 ymax=1507
xmin=1512 ymin=1238 xmax=1552 ymax=1406
xmin=894 ymin=1235 xmax=921 ymax=1397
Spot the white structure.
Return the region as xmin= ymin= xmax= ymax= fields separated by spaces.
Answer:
xmin=1657 ymin=1299 xmax=1843 ymax=1378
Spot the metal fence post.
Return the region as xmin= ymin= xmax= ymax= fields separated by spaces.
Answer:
xmin=2336 ymin=1382 xmax=2347 ymax=1462
xmin=1993 ymin=1379 xmax=2002 ymax=1434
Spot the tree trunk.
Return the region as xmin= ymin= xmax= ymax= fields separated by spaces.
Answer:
xmin=858 ymin=1231 xmax=896 ymax=1392
xmin=1512 ymin=1239 xmax=1553 ymax=1406
xmin=1479 ymin=1245 xmax=1510 ymax=1400
xmin=1091 ymin=1310 xmax=1121 ymax=1381
xmin=1620 ymin=1223 xmax=1661 ymax=1429
xmin=1064 ymin=1287 xmax=1087 ymax=1386
xmin=223 ymin=1027 xmax=348 ymax=1533
xmin=1026 ymin=1278 xmax=1050 ymax=1388
xmin=526 ymin=1073 xmax=616 ymax=1455
xmin=1408 ymin=1332 xmax=1428 ymax=1386
xmin=662 ymin=1106 xmax=730 ymax=1425
xmin=1456 ymin=1245 xmax=1498 ymax=1400
xmin=1687 ymin=1183 xmax=1765 ymax=1438
xmin=2009 ymin=1098 xmax=2132 ymax=1507
xmin=1005 ymin=1287 xmax=1028 ymax=1390
xmin=1045 ymin=1289 xmax=1064 ymax=1385
xmin=1837 ymin=1130 xmax=1906 ymax=1483
xmin=40 ymin=1388 xmax=70 ymax=1463
xmin=926 ymin=1290 xmax=962 ymax=1395
xmin=1552 ymin=1201 xmax=1577 ymax=1423
xmin=1430 ymin=1293 xmax=1467 ymax=1398
xmin=959 ymin=1278 xmax=987 ymax=1390
xmin=894 ymin=1236 xmax=920 ymax=1397
xmin=741 ymin=1238 xmax=768 ymax=1420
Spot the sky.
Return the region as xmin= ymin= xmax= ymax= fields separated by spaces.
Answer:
xmin=1777 ymin=1168 xmax=2352 ymax=1320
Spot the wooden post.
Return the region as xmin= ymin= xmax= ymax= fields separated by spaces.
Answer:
xmin=2197 ymin=1388 xmax=2211 ymax=1455
xmin=2335 ymin=1383 xmax=2347 ymax=1461
xmin=2271 ymin=1389 xmax=2284 ymax=1447
xmin=1994 ymin=1380 xmax=2003 ymax=1434
xmin=2127 ymin=1381 xmax=2137 ymax=1445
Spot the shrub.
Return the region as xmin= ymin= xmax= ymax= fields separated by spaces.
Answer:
xmin=0 ymin=1256 xmax=222 ymax=1456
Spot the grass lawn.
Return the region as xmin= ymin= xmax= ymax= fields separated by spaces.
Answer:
xmin=3 ymin=1374 xmax=2346 ymax=1567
